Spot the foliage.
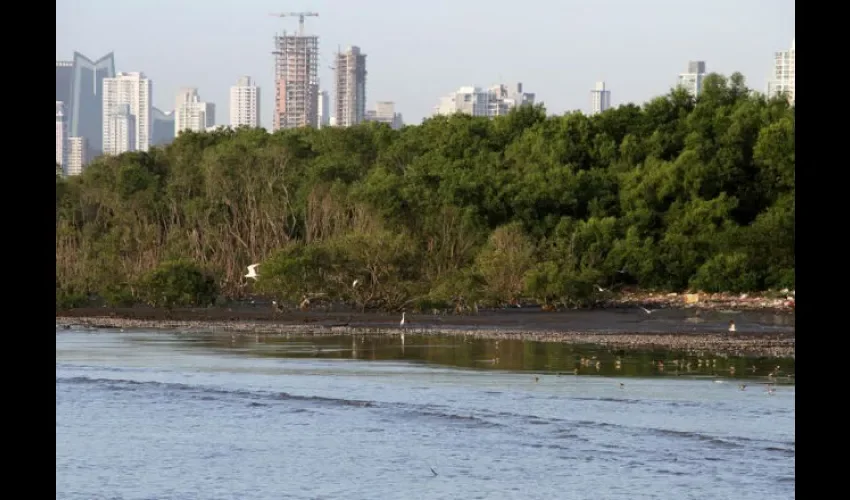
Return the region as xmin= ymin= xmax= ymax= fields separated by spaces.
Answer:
xmin=136 ymin=260 xmax=219 ymax=308
xmin=55 ymin=73 xmax=794 ymax=310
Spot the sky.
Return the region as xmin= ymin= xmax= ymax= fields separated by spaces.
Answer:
xmin=56 ymin=0 xmax=795 ymax=128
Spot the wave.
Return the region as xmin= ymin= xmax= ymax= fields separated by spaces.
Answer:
xmin=571 ymin=419 xmax=794 ymax=454
xmin=56 ymin=374 xmax=794 ymax=454
xmin=56 ymin=375 xmax=501 ymax=429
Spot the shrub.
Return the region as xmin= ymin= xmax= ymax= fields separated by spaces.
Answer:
xmin=137 ymin=260 xmax=219 ymax=308
xmin=690 ymin=252 xmax=761 ymax=293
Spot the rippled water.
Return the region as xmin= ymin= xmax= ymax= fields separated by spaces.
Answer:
xmin=56 ymin=329 xmax=795 ymax=500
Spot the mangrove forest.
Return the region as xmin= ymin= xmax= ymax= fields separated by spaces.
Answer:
xmin=55 ymin=72 xmax=795 ymax=311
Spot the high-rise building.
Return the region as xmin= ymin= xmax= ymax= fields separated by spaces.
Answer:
xmin=229 ymin=76 xmax=260 ymax=128
xmin=677 ymin=61 xmax=707 ymax=98
xmin=56 ymin=102 xmax=67 ymax=173
xmin=365 ymin=101 xmax=404 ymax=130
xmin=102 ymin=72 xmax=152 ymax=155
xmin=151 ymin=108 xmax=176 ymax=147
xmin=56 ymin=61 xmax=73 ymax=110
xmin=273 ymin=27 xmax=319 ymax=130
xmin=104 ymin=104 xmax=136 ymax=154
xmin=590 ymin=81 xmax=611 ymax=115
xmin=334 ymin=46 xmax=367 ymax=127
xmin=66 ymin=137 xmax=88 ymax=176
xmin=486 ymin=83 xmax=535 ymax=116
xmin=433 ymin=83 xmax=535 ymax=118
xmin=67 ymin=52 xmax=116 ymax=157
xmin=175 ymin=88 xmax=215 ymax=135
xmin=435 ymin=86 xmax=489 ymax=116
xmin=767 ymin=39 xmax=795 ymax=105
xmin=317 ymin=90 xmax=330 ymax=128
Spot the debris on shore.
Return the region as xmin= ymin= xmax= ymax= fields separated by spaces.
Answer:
xmin=606 ymin=290 xmax=795 ymax=312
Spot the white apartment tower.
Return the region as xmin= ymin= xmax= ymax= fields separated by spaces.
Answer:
xmin=590 ymin=81 xmax=611 ymax=115
xmin=229 ymin=76 xmax=260 ymax=128
xmin=435 ymin=86 xmax=489 ymax=116
xmin=365 ymin=101 xmax=404 ymax=130
xmin=102 ymin=72 xmax=152 ymax=154
xmin=677 ymin=61 xmax=707 ymax=98
xmin=56 ymin=102 xmax=67 ymax=173
xmin=767 ymin=39 xmax=795 ymax=105
xmin=175 ymin=88 xmax=216 ymax=135
xmin=335 ymin=46 xmax=368 ymax=127
xmin=317 ymin=90 xmax=330 ymax=128
xmin=106 ymin=104 xmax=136 ymax=153
xmin=434 ymin=83 xmax=535 ymax=118
xmin=66 ymin=137 xmax=88 ymax=176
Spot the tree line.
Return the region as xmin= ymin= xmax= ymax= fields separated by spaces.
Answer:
xmin=55 ymin=72 xmax=795 ymax=311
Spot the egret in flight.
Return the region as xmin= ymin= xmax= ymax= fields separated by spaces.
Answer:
xmin=245 ymin=264 xmax=260 ymax=280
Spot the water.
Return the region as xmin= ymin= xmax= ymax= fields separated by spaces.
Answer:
xmin=56 ymin=329 xmax=795 ymax=500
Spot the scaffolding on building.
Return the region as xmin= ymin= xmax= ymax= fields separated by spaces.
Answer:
xmin=270 ymin=12 xmax=319 ymax=131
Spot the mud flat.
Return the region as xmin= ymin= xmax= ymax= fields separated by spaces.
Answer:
xmin=57 ymin=305 xmax=795 ymax=359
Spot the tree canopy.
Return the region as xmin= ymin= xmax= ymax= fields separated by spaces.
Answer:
xmin=56 ymin=73 xmax=795 ymax=311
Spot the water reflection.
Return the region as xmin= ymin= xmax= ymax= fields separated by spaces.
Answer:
xmin=152 ymin=333 xmax=795 ymax=384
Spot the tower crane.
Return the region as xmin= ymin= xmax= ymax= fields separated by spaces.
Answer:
xmin=269 ymin=12 xmax=318 ymax=36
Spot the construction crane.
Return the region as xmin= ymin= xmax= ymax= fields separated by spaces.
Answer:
xmin=269 ymin=12 xmax=318 ymax=36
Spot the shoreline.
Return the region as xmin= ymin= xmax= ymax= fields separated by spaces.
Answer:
xmin=57 ymin=304 xmax=795 ymax=359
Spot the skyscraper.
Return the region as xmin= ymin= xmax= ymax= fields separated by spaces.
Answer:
xmin=68 ymin=52 xmax=116 ymax=157
xmin=767 ymin=39 xmax=795 ymax=105
xmin=317 ymin=90 xmax=330 ymax=128
xmin=56 ymin=61 xmax=73 ymax=109
xmin=102 ymin=72 xmax=152 ymax=155
xmin=590 ymin=81 xmax=611 ymax=115
xmin=273 ymin=28 xmax=319 ymax=130
xmin=334 ymin=46 xmax=367 ymax=127
xmin=56 ymin=102 xmax=67 ymax=173
xmin=175 ymin=88 xmax=215 ymax=134
xmin=229 ymin=76 xmax=260 ymax=128
xmin=151 ymin=108 xmax=176 ymax=147
xmin=677 ymin=61 xmax=707 ymax=98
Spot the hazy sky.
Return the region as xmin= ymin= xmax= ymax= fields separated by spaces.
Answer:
xmin=56 ymin=0 xmax=795 ymax=128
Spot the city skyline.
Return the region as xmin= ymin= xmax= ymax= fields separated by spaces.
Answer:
xmin=56 ymin=0 xmax=794 ymax=127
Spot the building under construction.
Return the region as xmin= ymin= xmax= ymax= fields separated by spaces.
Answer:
xmin=334 ymin=46 xmax=367 ymax=127
xmin=272 ymin=13 xmax=319 ymax=130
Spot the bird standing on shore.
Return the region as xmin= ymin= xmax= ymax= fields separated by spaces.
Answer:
xmin=245 ymin=264 xmax=260 ymax=280
xmin=728 ymin=320 xmax=736 ymax=332
xmin=399 ymin=312 xmax=406 ymax=348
